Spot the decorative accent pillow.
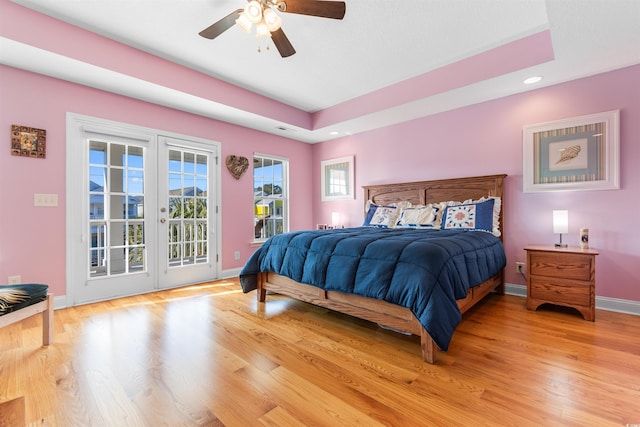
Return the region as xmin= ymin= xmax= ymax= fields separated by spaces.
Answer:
xmin=363 ymin=203 xmax=400 ymax=228
xmin=441 ymin=198 xmax=495 ymax=233
xmin=462 ymin=196 xmax=501 ymax=237
xmin=396 ymin=205 xmax=440 ymax=228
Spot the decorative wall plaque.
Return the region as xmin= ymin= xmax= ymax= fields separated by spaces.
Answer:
xmin=226 ymin=155 xmax=249 ymax=180
xmin=11 ymin=124 xmax=46 ymax=158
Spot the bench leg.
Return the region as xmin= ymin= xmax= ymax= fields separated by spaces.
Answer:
xmin=42 ymin=294 xmax=54 ymax=346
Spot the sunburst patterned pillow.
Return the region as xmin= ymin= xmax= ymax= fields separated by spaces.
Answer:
xmin=441 ymin=199 xmax=495 ymax=233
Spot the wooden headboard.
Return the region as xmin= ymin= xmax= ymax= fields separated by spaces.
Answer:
xmin=363 ymin=174 xmax=507 ymax=239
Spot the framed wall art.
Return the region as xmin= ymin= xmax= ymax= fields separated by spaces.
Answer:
xmin=522 ymin=110 xmax=619 ymax=193
xmin=11 ymin=124 xmax=46 ymax=159
xmin=321 ymin=155 xmax=354 ymax=201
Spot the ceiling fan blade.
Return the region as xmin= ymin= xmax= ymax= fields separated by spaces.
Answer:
xmin=271 ymin=28 xmax=296 ymax=58
xmin=280 ymin=0 xmax=346 ymax=20
xmin=199 ymin=9 xmax=243 ymax=39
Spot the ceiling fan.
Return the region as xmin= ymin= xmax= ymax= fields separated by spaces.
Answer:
xmin=199 ymin=0 xmax=346 ymax=58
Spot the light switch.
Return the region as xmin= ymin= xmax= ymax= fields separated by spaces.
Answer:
xmin=34 ymin=193 xmax=58 ymax=207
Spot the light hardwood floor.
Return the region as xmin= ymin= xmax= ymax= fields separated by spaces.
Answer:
xmin=1 ymin=278 xmax=639 ymax=426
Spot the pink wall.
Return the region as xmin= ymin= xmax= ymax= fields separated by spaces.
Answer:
xmin=313 ymin=65 xmax=640 ymax=302
xmin=0 ymin=65 xmax=313 ymax=298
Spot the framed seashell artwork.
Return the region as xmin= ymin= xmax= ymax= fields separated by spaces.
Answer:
xmin=522 ymin=110 xmax=620 ymax=192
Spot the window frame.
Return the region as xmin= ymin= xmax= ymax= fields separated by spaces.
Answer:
xmin=253 ymin=153 xmax=289 ymax=242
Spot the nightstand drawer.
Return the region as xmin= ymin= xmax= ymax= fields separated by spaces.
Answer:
xmin=529 ymin=252 xmax=593 ymax=281
xmin=530 ymin=277 xmax=591 ymax=306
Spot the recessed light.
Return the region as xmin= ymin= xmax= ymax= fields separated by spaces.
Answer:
xmin=524 ymin=76 xmax=543 ymax=85
xmin=329 ymin=131 xmax=340 ymax=136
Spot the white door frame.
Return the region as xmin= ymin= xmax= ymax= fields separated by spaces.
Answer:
xmin=66 ymin=113 xmax=222 ymax=306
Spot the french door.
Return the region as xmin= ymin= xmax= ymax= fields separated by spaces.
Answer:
xmin=157 ymin=137 xmax=217 ymax=290
xmin=67 ymin=114 xmax=220 ymax=305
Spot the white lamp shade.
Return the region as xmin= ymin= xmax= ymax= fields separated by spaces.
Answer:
xmin=331 ymin=212 xmax=340 ymax=226
xmin=244 ymin=1 xmax=263 ymax=23
xmin=263 ymin=8 xmax=282 ymax=31
xmin=256 ymin=21 xmax=270 ymax=38
xmin=235 ymin=13 xmax=252 ymax=33
xmin=553 ymin=210 xmax=569 ymax=234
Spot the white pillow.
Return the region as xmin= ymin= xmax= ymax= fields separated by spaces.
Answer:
xmin=396 ymin=204 xmax=440 ymax=228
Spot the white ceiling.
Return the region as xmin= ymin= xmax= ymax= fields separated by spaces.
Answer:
xmin=5 ymin=0 xmax=640 ymax=143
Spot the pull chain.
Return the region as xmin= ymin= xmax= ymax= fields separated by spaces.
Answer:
xmin=257 ymin=42 xmax=271 ymax=53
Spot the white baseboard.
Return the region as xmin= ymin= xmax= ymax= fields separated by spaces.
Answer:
xmin=221 ymin=268 xmax=242 ymax=279
xmin=594 ymin=295 xmax=640 ymax=315
xmin=505 ymin=283 xmax=527 ymax=297
xmin=505 ymin=283 xmax=640 ymax=316
xmin=54 ymin=294 xmax=68 ymax=310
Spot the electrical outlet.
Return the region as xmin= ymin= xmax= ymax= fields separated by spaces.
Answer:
xmin=516 ymin=262 xmax=525 ymax=274
xmin=8 ymin=275 xmax=21 ymax=284
xmin=234 ymin=251 xmax=240 ymax=260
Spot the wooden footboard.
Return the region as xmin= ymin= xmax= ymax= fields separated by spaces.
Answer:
xmin=257 ymin=272 xmax=503 ymax=363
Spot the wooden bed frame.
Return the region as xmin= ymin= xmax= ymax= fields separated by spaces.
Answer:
xmin=256 ymin=174 xmax=507 ymax=363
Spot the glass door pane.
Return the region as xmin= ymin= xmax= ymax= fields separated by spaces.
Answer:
xmin=89 ymin=140 xmax=146 ymax=278
xmin=167 ymin=149 xmax=209 ymax=267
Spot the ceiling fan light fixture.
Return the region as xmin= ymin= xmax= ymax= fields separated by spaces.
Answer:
xmin=235 ymin=13 xmax=253 ymax=33
xmin=244 ymin=1 xmax=263 ymax=24
xmin=198 ymin=0 xmax=345 ymax=58
xmin=256 ymin=21 xmax=271 ymax=38
xmin=263 ymin=8 xmax=282 ymax=31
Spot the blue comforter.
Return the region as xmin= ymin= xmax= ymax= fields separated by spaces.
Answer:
xmin=240 ymin=227 xmax=506 ymax=351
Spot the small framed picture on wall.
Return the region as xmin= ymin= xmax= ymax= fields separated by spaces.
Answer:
xmin=321 ymin=155 xmax=354 ymax=201
xmin=11 ymin=124 xmax=46 ymax=159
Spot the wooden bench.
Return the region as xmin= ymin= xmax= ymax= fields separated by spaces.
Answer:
xmin=0 ymin=284 xmax=54 ymax=346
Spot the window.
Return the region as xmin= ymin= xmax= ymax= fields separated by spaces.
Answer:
xmin=253 ymin=154 xmax=288 ymax=240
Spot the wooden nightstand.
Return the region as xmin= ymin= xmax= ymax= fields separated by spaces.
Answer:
xmin=524 ymin=245 xmax=599 ymax=321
